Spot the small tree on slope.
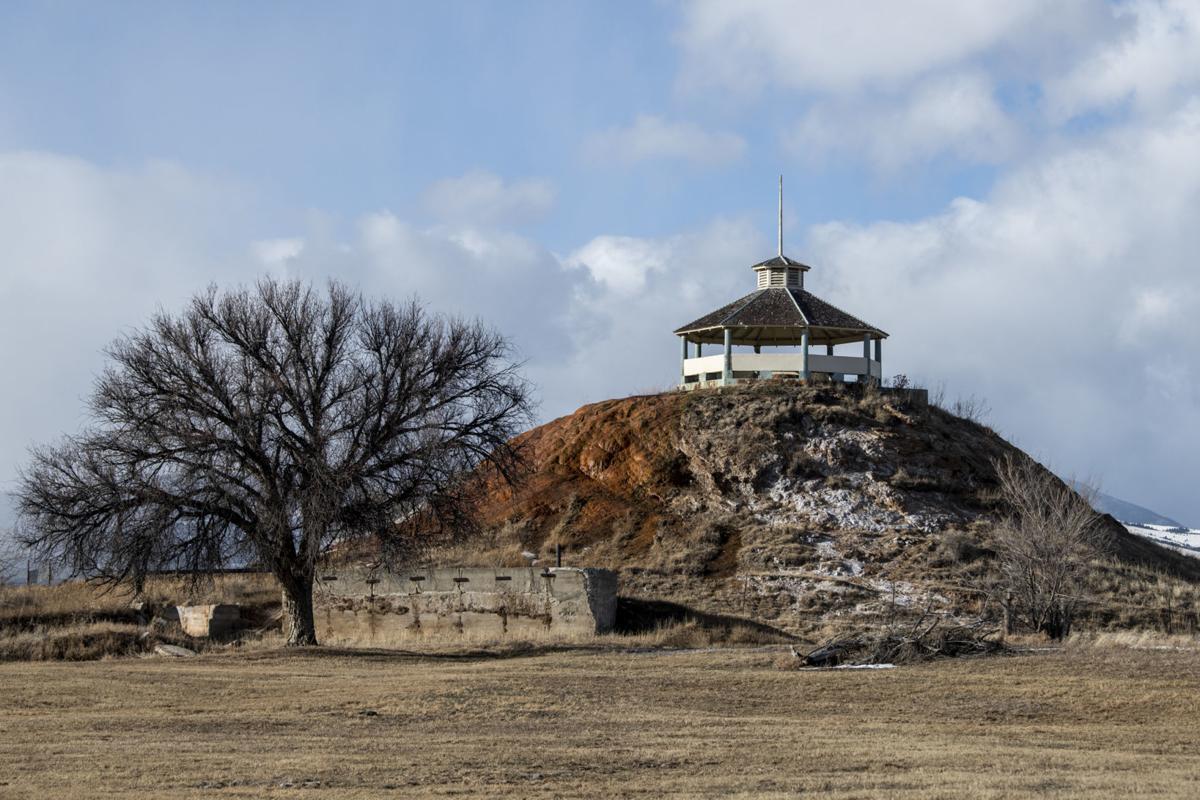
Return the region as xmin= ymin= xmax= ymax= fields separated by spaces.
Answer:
xmin=993 ymin=454 xmax=1108 ymax=639
xmin=16 ymin=278 xmax=532 ymax=645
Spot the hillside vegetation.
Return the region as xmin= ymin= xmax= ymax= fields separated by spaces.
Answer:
xmin=436 ymin=383 xmax=1200 ymax=637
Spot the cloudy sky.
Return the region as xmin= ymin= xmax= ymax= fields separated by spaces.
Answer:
xmin=2 ymin=1 xmax=1200 ymax=527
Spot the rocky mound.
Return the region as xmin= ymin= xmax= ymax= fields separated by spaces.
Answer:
xmin=440 ymin=383 xmax=1200 ymax=637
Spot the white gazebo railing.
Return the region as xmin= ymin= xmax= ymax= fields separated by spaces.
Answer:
xmin=681 ymin=351 xmax=881 ymax=387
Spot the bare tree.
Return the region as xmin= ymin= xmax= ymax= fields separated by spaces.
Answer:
xmin=992 ymin=454 xmax=1108 ymax=639
xmin=16 ymin=278 xmax=533 ymax=644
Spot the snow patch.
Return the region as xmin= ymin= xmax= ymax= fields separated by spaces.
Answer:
xmin=800 ymin=662 xmax=897 ymax=671
xmin=764 ymin=478 xmax=925 ymax=532
xmin=1124 ymin=523 xmax=1200 ymax=558
xmin=834 ymin=663 xmax=895 ymax=670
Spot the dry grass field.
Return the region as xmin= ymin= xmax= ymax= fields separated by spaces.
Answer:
xmin=0 ymin=576 xmax=281 ymax=661
xmin=2 ymin=642 xmax=1199 ymax=799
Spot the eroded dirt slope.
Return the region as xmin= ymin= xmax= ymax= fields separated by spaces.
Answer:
xmin=443 ymin=383 xmax=1200 ymax=636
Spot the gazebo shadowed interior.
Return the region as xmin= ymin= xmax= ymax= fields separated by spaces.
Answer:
xmin=674 ymin=181 xmax=887 ymax=388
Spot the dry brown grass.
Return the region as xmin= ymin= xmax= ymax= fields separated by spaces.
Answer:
xmin=0 ymin=575 xmax=282 ymax=661
xmin=0 ymin=622 xmax=153 ymax=661
xmin=1065 ymin=629 xmax=1200 ymax=652
xmin=0 ymin=620 xmax=288 ymax=662
xmin=1 ymin=645 xmax=1199 ymax=798
xmin=0 ymin=581 xmax=140 ymax=622
xmin=0 ymin=574 xmax=279 ymax=624
xmin=0 ymin=622 xmax=261 ymax=662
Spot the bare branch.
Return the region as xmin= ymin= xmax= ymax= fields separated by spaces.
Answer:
xmin=991 ymin=454 xmax=1107 ymax=639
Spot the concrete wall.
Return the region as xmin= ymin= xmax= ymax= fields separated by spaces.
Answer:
xmin=314 ymin=567 xmax=618 ymax=646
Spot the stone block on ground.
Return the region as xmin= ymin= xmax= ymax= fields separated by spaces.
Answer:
xmin=153 ymin=643 xmax=196 ymax=657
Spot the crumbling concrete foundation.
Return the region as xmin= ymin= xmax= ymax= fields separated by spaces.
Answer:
xmin=314 ymin=567 xmax=618 ymax=646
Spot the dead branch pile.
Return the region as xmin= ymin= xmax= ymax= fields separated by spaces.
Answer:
xmin=795 ymin=617 xmax=1005 ymax=667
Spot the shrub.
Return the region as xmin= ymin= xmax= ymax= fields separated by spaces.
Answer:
xmin=992 ymin=455 xmax=1107 ymax=639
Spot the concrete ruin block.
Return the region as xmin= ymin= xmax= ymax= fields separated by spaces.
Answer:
xmin=314 ymin=566 xmax=619 ymax=647
xmin=176 ymin=604 xmax=241 ymax=638
xmin=579 ymin=569 xmax=617 ymax=632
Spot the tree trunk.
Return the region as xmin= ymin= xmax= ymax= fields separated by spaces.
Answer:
xmin=281 ymin=574 xmax=318 ymax=646
xmin=1039 ymin=602 xmax=1071 ymax=641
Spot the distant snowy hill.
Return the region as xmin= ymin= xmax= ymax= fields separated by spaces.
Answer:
xmin=1074 ymin=489 xmax=1200 ymax=559
xmin=1088 ymin=489 xmax=1184 ymax=528
xmin=1123 ymin=523 xmax=1200 ymax=559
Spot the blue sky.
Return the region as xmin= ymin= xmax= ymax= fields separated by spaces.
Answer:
xmin=3 ymin=1 xmax=1200 ymax=526
xmin=0 ymin=2 xmax=991 ymax=244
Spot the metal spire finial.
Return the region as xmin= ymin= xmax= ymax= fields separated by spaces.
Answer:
xmin=777 ymin=174 xmax=783 ymax=257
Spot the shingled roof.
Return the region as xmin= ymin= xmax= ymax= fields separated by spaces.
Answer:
xmin=673 ymin=287 xmax=887 ymax=345
xmin=751 ymin=254 xmax=811 ymax=270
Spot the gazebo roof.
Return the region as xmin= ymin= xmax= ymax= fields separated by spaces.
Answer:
xmin=673 ymin=287 xmax=887 ymax=346
xmin=751 ymin=254 xmax=811 ymax=271
xmin=674 ymin=178 xmax=886 ymax=348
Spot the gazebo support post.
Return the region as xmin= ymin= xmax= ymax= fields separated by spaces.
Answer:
xmin=722 ymin=328 xmax=733 ymax=386
xmin=800 ymin=329 xmax=810 ymax=381
xmin=680 ymin=336 xmax=688 ymax=385
xmin=873 ymin=338 xmax=882 ymax=384
xmin=862 ymin=333 xmax=871 ymax=384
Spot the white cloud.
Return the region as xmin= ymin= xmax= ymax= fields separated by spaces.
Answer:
xmin=805 ymin=100 xmax=1200 ymax=519
xmin=1044 ymin=0 xmax=1200 ymax=122
xmin=252 ymin=237 xmax=304 ymax=267
xmin=0 ymin=158 xmax=576 ymax=534
xmin=234 ymin=212 xmax=770 ymax=427
xmin=0 ymin=150 xmax=759 ymax=484
xmin=9 ymin=81 xmax=1200 ymax=531
xmin=583 ymin=115 xmax=746 ymax=166
xmin=675 ymin=0 xmax=1085 ymax=96
xmin=1118 ymin=287 xmax=1183 ymax=346
xmin=672 ymin=1 xmax=1125 ymax=170
xmin=788 ymin=72 xmax=1019 ymax=170
xmin=543 ymin=217 xmax=765 ymax=410
xmin=422 ymin=170 xmax=556 ymax=226
xmin=345 ymin=212 xmax=577 ymax=363
xmin=0 ymin=152 xmax=263 ymax=528
xmin=564 ymin=236 xmax=673 ymax=294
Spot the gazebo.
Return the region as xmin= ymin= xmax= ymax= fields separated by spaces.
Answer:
xmin=674 ymin=179 xmax=887 ymax=388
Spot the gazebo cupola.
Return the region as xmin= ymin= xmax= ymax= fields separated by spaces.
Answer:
xmin=752 ymin=254 xmax=808 ymax=290
xmin=674 ymin=177 xmax=887 ymax=389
